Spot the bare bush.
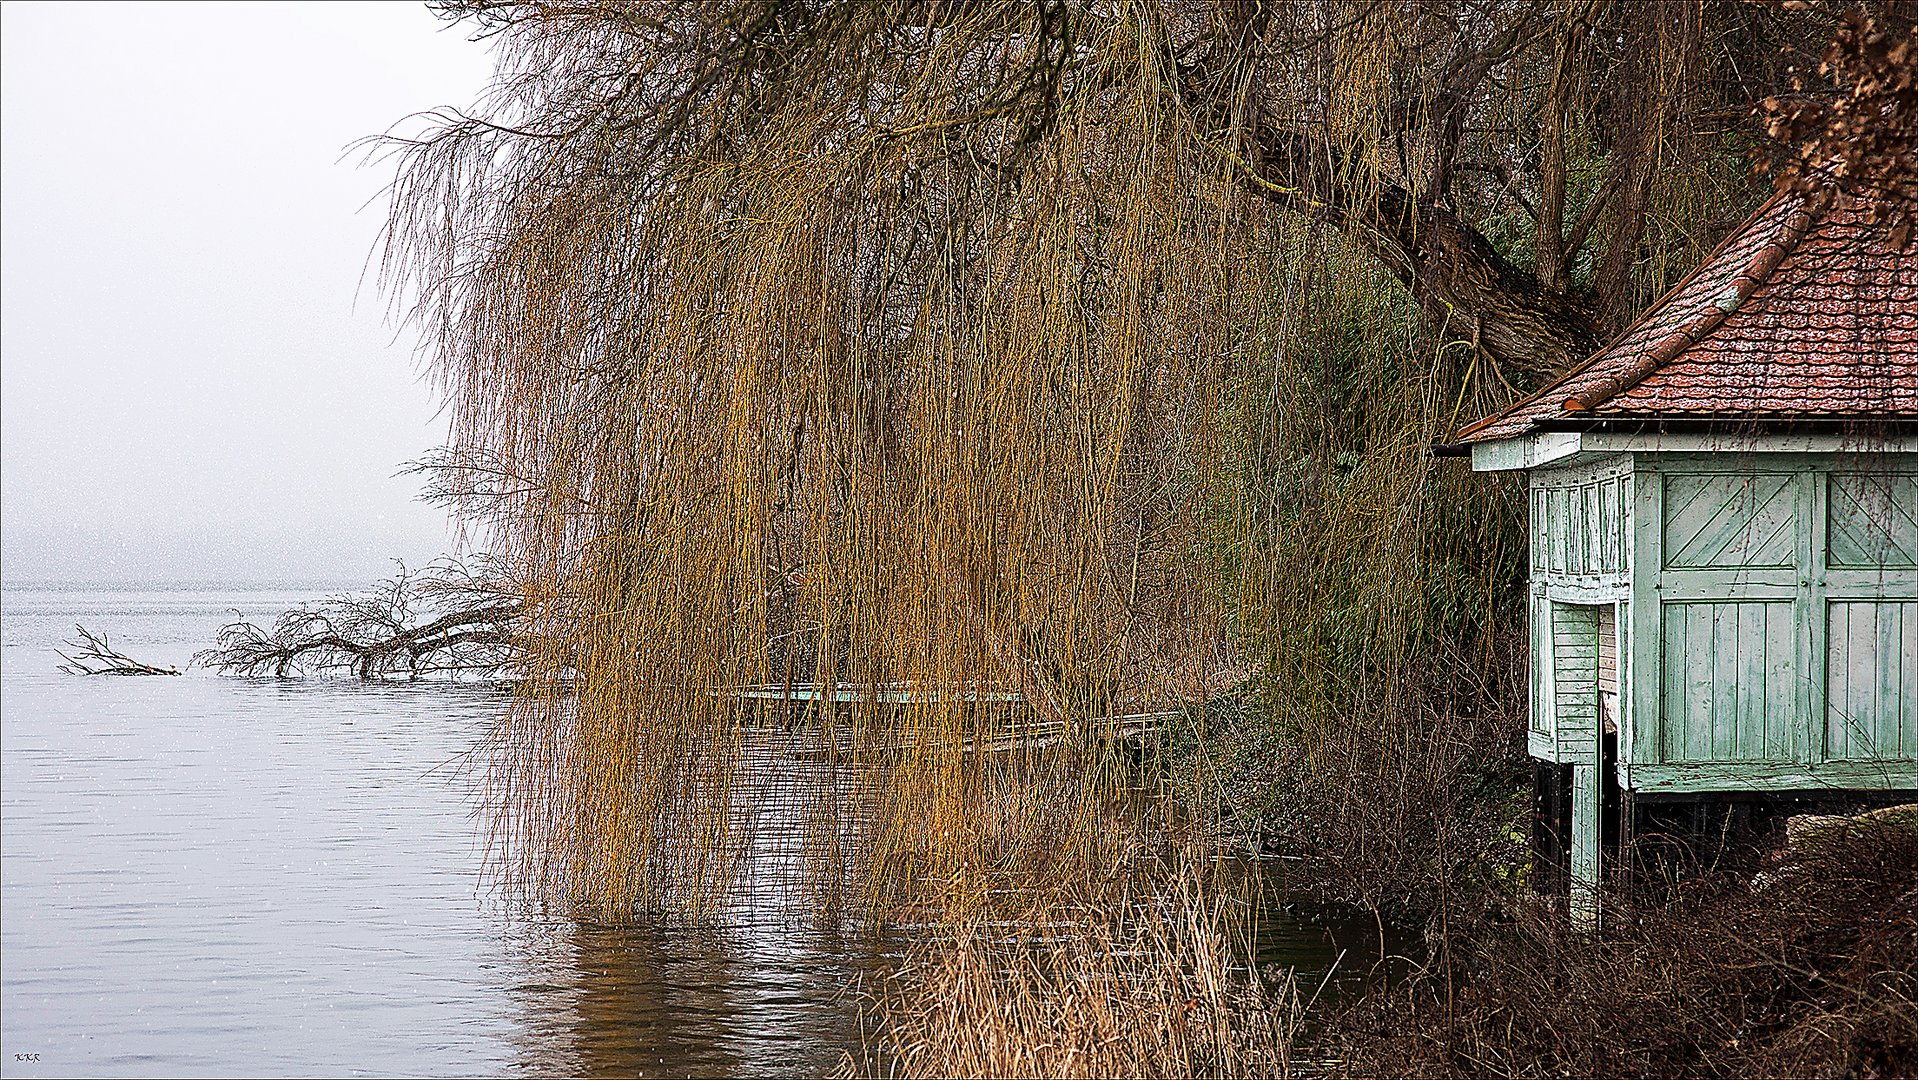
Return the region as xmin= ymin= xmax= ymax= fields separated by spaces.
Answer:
xmin=1329 ymin=810 xmax=1918 ymax=1078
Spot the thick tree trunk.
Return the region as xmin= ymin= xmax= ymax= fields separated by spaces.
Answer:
xmin=1178 ymin=8 xmax=1607 ymax=385
xmin=1389 ymin=193 xmax=1600 ymax=381
xmin=1238 ymin=127 xmax=1600 ymax=382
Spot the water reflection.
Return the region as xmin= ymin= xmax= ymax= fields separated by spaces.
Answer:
xmin=500 ymin=917 xmax=887 ymax=1078
xmin=2 ymin=587 xmax=1356 ymax=1078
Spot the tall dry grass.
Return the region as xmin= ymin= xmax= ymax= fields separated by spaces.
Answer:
xmin=847 ymin=870 xmax=1308 ymax=1079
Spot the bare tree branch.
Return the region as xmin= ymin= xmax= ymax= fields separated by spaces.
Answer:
xmin=57 ymin=626 xmax=180 ymax=676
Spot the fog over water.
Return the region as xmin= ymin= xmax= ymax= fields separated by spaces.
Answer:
xmin=2 ymin=2 xmax=494 ymax=586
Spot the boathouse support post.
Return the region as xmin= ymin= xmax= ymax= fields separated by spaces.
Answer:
xmin=1570 ymin=760 xmax=1602 ymax=928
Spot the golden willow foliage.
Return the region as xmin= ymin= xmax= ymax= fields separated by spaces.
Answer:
xmin=380 ymin=0 xmax=1750 ymax=920
xmin=387 ymin=1 xmax=1255 ymax=917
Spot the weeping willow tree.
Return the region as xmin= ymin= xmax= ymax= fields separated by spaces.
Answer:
xmin=381 ymin=0 xmax=1857 ymax=919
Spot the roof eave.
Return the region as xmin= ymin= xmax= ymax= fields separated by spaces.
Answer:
xmin=1465 ymin=418 xmax=1918 ymax=472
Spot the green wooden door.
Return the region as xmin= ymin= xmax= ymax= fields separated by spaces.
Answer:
xmin=1657 ymin=471 xmax=1803 ymax=765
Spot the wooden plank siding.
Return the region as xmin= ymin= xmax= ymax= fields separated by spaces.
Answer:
xmin=1827 ymin=601 xmax=1917 ymax=760
xmin=1651 ymin=463 xmax=1808 ymax=769
xmin=1552 ymin=603 xmax=1601 ymax=767
xmin=1620 ymin=453 xmax=1918 ymax=794
xmin=1528 ymin=458 xmax=1633 ymax=764
xmin=1532 ymin=463 xmax=1630 ymax=579
xmin=1597 ymin=605 xmax=1619 ymax=692
xmin=1658 ymin=600 xmax=1798 ymax=761
xmin=1819 ymin=468 xmax=1917 ymax=771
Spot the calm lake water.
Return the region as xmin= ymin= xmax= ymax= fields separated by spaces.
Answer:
xmin=1 ymin=586 xmax=1350 ymax=1078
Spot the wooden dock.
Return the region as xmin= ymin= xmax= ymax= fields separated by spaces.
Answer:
xmin=726 ymin=682 xmax=1025 ymax=706
xmin=719 ymin=683 xmax=1176 ymax=759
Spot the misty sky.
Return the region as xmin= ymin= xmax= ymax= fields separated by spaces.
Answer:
xmin=2 ymin=2 xmax=494 ymax=585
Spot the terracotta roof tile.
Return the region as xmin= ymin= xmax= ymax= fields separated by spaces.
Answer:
xmin=1457 ymin=185 xmax=1918 ymax=443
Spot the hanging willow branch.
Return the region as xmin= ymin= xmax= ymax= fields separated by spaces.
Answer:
xmin=385 ymin=0 xmax=1265 ymax=918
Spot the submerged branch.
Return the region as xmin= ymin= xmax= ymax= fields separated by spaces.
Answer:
xmin=56 ymin=625 xmax=180 ymax=676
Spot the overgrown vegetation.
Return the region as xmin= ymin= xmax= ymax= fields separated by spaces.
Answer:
xmin=1330 ymin=810 xmax=1918 ymax=1078
xmin=380 ymin=0 xmax=1828 ymax=918
xmin=360 ymin=0 xmax=1917 ymax=1075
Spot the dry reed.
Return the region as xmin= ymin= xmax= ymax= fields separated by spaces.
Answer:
xmin=846 ymin=867 xmax=1308 ymax=1079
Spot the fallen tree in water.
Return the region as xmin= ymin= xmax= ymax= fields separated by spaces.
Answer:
xmin=57 ymin=625 xmax=179 ymax=676
xmin=195 ymin=558 xmax=522 ymax=679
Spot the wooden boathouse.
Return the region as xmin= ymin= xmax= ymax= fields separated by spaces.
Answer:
xmin=1451 ymin=184 xmax=1917 ymax=923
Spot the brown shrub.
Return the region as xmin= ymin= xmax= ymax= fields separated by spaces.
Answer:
xmin=1327 ymin=812 xmax=1918 ymax=1078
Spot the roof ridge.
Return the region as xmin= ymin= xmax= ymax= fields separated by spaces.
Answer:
xmin=1565 ymin=195 xmax=1820 ymax=413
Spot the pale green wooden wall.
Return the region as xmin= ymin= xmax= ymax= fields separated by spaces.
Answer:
xmin=1551 ymin=603 xmax=1601 ymax=765
xmin=1529 ymin=453 xmax=1917 ymax=794
xmin=1828 ymin=600 xmax=1917 ymax=760
xmin=1531 ymin=465 xmax=1629 ymax=578
xmin=1528 ymin=458 xmax=1632 ymax=763
xmin=1825 ymin=472 xmax=1918 ymax=765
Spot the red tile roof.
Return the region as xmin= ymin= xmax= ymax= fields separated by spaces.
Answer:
xmin=1457 ymin=185 xmax=1918 ymax=443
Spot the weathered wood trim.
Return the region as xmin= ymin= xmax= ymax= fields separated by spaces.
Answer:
xmin=1570 ymin=760 xmax=1601 ymax=927
xmin=1472 ymin=431 xmax=1586 ymax=472
xmin=1544 ymin=579 xmax=1630 ymax=604
xmin=1530 ymin=587 xmax=1555 ymax=759
xmin=1533 ymin=454 xmax=1633 ymax=488
xmin=1823 ymin=570 xmax=1918 ymax=594
xmin=1805 ymin=467 xmax=1828 ymax=765
xmin=1589 ymin=434 xmax=1918 ymax=456
xmin=1654 ymin=572 xmax=1798 ymax=598
xmin=1616 ymin=597 xmax=1637 ymax=775
xmin=1629 ymin=759 xmax=1918 ymax=794
xmin=1628 ymin=785 xmax=1918 ymax=805
xmin=1630 ymin=453 xmax=1664 ymax=772
xmin=1472 ymin=433 xmax=1918 ymax=473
